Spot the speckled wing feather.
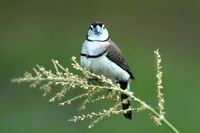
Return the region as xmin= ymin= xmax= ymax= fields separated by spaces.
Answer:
xmin=106 ymin=40 xmax=134 ymax=79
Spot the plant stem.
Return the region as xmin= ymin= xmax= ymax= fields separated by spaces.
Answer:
xmin=132 ymin=93 xmax=180 ymax=133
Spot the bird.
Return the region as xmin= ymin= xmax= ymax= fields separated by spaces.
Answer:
xmin=80 ymin=22 xmax=134 ymax=120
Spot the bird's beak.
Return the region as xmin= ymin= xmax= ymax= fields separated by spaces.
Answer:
xmin=95 ymin=26 xmax=102 ymax=35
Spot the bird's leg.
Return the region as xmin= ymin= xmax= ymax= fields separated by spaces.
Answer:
xmin=87 ymin=77 xmax=100 ymax=85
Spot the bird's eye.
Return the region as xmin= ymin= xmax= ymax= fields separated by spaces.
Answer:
xmin=90 ymin=25 xmax=93 ymax=30
xmin=102 ymin=25 xmax=106 ymax=29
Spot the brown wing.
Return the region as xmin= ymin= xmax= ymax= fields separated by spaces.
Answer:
xmin=106 ymin=40 xmax=134 ymax=79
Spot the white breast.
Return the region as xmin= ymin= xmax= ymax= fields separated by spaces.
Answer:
xmin=80 ymin=40 xmax=130 ymax=82
xmin=81 ymin=40 xmax=108 ymax=55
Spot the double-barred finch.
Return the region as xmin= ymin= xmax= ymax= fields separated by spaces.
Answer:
xmin=80 ymin=22 xmax=134 ymax=119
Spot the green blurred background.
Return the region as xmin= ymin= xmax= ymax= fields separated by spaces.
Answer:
xmin=0 ymin=0 xmax=200 ymax=132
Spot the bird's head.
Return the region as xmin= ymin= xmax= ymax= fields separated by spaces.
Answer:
xmin=86 ymin=22 xmax=109 ymax=42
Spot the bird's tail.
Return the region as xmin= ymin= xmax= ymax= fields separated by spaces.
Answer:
xmin=121 ymin=93 xmax=132 ymax=120
xmin=118 ymin=81 xmax=132 ymax=120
